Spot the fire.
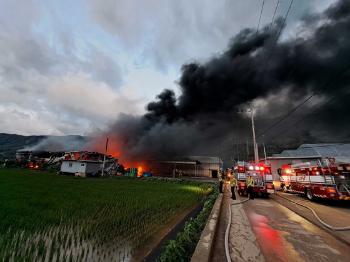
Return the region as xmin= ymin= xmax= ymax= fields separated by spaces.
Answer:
xmin=88 ymin=135 xmax=123 ymax=158
xmin=137 ymin=166 xmax=143 ymax=177
xmin=89 ymin=135 xmax=149 ymax=175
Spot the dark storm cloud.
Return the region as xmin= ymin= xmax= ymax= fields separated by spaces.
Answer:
xmin=102 ymin=0 xmax=350 ymax=162
xmin=146 ymin=0 xmax=350 ymax=124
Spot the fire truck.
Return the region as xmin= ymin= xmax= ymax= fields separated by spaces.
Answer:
xmin=233 ymin=161 xmax=275 ymax=197
xmin=279 ymin=158 xmax=350 ymax=201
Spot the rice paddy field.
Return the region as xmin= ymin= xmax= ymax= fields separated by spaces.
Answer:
xmin=0 ymin=168 xmax=213 ymax=261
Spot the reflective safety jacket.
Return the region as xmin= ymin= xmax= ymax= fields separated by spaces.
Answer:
xmin=218 ymin=172 xmax=222 ymax=181
xmin=246 ymin=177 xmax=255 ymax=187
xmin=230 ymin=176 xmax=237 ymax=186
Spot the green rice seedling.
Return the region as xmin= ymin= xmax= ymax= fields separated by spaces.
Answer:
xmin=0 ymin=168 xmax=213 ymax=261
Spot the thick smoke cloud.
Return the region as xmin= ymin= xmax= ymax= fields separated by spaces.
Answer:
xmin=100 ymin=0 xmax=350 ymax=163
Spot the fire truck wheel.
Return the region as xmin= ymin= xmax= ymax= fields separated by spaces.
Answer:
xmin=283 ymin=186 xmax=288 ymax=193
xmin=306 ymin=189 xmax=314 ymax=201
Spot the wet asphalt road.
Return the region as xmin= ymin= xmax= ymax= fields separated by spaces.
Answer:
xmin=241 ymin=197 xmax=350 ymax=262
xmin=272 ymin=192 xmax=350 ymax=245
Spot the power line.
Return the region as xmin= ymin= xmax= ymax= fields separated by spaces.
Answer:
xmin=257 ymin=94 xmax=314 ymax=138
xmin=276 ymin=0 xmax=294 ymax=38
xmin=256 ymin=0 xmax=347 ymax=139
xmin=256 ymin=0 xmax=265 ymax=34
xmin=268 ymin=88 xmax=350 ymax=140
xmin=270 ymin=0 xmax=280 ymax=28
xmin=253 ymin=0 xmax=295 ymax=139
xmin=257 ymin=65 xmax=350 ymax=139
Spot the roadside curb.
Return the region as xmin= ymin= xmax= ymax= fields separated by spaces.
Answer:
xmin=191 ymin=193 xmax=223 ymax=262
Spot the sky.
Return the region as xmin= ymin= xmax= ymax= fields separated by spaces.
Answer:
xmin=0 ymin=0 xmax=336 ymax=136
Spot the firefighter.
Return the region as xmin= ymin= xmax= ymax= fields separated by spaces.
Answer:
xmin=246 ymin=175 xmax=255 ymax=199
xmin=218 ymin=170 xmax=223 ymax=193
xmin=230 ymin=174 xmax=237 ymax=200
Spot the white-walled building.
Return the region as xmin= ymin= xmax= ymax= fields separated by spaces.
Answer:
xmin=60 ymin=151 xmax=117 ymax=177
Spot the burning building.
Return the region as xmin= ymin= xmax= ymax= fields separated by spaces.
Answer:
xmin=16 ymin=150 xmax=65 ymax=169
xmin=60 ymin=151 xmax=118 ymax=177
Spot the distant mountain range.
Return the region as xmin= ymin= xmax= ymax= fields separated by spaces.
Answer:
xmin=0 ymin=133 xmax=88 ymax=160
xmin=0 ymin=132 xmax=330 ymax=162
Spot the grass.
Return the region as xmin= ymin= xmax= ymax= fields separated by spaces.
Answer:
xmin=158 ymin=187 xmax=218 ymax=262
xmin=0 ymin=168 xmax=212 ymax=261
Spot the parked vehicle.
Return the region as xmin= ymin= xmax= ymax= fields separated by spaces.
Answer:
xmin=233 ymin=161 xmax=275 ymax=198
xmin=278 ymin=158 xmax=350 ymax=200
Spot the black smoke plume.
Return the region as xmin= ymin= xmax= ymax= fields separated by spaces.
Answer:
xmin=98 ymin=0 xmax=350 ymax=163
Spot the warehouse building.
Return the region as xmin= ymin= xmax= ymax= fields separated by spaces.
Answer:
xmin=148 ymin=156 xmax=223 ymax=178
xmin=274 ymin=143 xmax=350 ymax=163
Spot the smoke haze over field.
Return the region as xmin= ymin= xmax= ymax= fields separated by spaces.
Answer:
xmin=95 ymin=0 xmax=350 ymax=163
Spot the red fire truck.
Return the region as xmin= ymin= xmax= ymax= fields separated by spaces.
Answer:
xmin=279 ymin=158 xmax=350 ymax=201
xmin=233 ymin=161 xmax=275 ymax=197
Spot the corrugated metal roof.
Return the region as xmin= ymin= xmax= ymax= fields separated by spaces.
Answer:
xmin=187 ymin=156 xmax=223 ymax=164
xmin=276 ymin=143 xmax=350 ymax=158
xmin=158 ymin=156 xmax=223 ymax=165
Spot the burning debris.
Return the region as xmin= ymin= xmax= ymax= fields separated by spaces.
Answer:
xmin=15 ymin=150 xmax=65 ymax=169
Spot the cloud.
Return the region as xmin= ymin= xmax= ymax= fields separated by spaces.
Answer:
xmin=0 ymin=105 xmax=64 ymax=135
xmin=94 ymin=0 xmax=350 ymax=164
xmin=88 ymin=0 xmax=337 ymax=70
xmin=0 ymin=0 xmax=130 ymax=135
xmin=47 ymin=73 xmax=137 ymax=122
xmin=0 ymin=0 xmax=338 ymax=138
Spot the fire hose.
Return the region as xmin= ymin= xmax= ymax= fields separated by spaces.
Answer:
xmin=224 ymin=198 xmax=232 ymax=262
xmin=276 ymin=194 xmax=350 ymax=231
xmin=224 ymin=190 xmax=251 ymax=262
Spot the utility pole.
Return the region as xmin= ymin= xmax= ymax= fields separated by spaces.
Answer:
xmin=246 ymin=138 xmax=249 ymax=160
xmin=250 ymin=106 xmax=259 ymax=164
xmin=101 ymin=137 xmax=109 ymax=177
xmin=232 ymin=136 xmax=237 ymax=164
xmin=263 ymin=142 xmax=267 ymax=164
xmin=262 ymin=135 xmax=267 ymax=164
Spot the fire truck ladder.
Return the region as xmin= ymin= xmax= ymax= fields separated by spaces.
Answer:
xmin=324 ymin=175 xmax=334 ymax=185
xmin=342 ymin=184 xmax=350 ymax=195
xmin=318 ymin=159 xmax=334 ymax=185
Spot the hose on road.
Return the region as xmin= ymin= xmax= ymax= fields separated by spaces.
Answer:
xmin=224 ymin=198 xmax=232 ymax=262
xmin=231 ymin=198 xmax=250 ymax=205
xmin=276 ymin=193 xmax=350 ymax=231
xmin=224 ymin=192 xmax=251 ymax=262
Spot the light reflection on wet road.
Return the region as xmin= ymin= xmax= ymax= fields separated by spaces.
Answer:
xmin=243 ymin=198 xmax=350 ymax=262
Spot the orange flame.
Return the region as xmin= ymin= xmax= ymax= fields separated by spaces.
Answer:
xmin=88 ymin=135 xmax=149 ymax=173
